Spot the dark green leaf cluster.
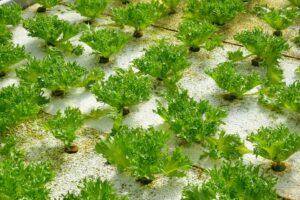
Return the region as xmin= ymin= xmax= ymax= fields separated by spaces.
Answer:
xmin=91 ymin=69 xmax=152 ymax=110
xmin=80 ymin=28 xmax=129 ymax=60
xmin=181 ymin=162 xmax=277 ymax=200
xmin=112 ymin=2 xmax=166 ymax=37
xmin=259 ymin=81 xmax=300 ymax=113
xmin=185 ymin=0 xmax=245 ymax=25
xmin=0 ymin=25 xmax=12 ymax=45
xmin=176 ymin=19 xmax=222 ymax=51
xmin=0 ymin=4 xmax=22 ymax=25
xmin=156 ymin=90 xmax=227 ymax=143
xmin=17 ymin=55 xmax=88 ymax=96
xmin=254 ymin=5 xmax=298 ymax=32
xmin=247 ymin=125 xmax=300 ymax=163
xmin=63 ymin=177 xmax=129 ymax=200
xmin=96 ymin=126 xmax=191 ymax=181
xmin=0 ymin=43 xmax=26 ymax=77
xmin=162 ymin=0 xmax=180 ymax=14
xmin=73 ymin=0 xmax=107 ymax=20
xmin=45 ymin=107 xmax=83 ymax=149
xmin=289 ymin=0 xmax=300 ymax=7
xmin=36 ymin=0 xmax=60 ymax=8
xmin=132 ymin=41 xmax=190 ymax=86
xmin=0 ymin=85 xmax=47 ymax=132
xmin=205 ymin=62 xmax=261 ymax=98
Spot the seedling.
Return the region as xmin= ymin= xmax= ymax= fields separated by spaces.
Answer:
xmin=205 ymin=62 xmax=261 ymax=100
xmin=63 ymin=177 xmax=129 ymax=200
xmin=248 ymin=125 xmax=300 ymax=172
xmin=176 ymin=19 xmax=222 ymax=52
xmin=259 ymin=81 xmax=300 ymax=113
xmin=0 ymin=25 xmax=12 ymax=45
xmin=185 ymin=0 xmax=245 ymax=26
xmin=112 ymin=2 xmax=165 ymax=38
xmin=0 ymin=44 xmax=26 ymax=77
xmin=0 ymin=85 xmax=47 ymax=132
xmin=254 ymin=5 xmax=298 ymax=36
xmin=23 ymin=15 xmax=83 ymax=55
xmin=80 ymin=28 xmax=129 ymax=63
xmin=45 ymin=107 xmax=84 ymax=153
xmin=0 ymin=3 xmax=22 ymax=25
xmin=72 ymin=0 xmax=108 ymax=23
xmin=96 ymin=126 xmax=191 ymax=183
xmin=156 ymin=90 xmax=227 ymax=143
xmin=36 ymin=0 xmax=60 ymax=12
xmin=17 ymin=55 xmax=88 ymax=97
xmin=181 ymin=162 xmax=277 ymax=199
xmin=132 ymin=41 xmax=190 ymax=87
xmin=162 ymin=0 xmax=180 ymax=14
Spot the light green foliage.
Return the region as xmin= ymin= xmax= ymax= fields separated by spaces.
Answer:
xmin=132 ymin=41 xmax=190 ymax=86
xmin=259 ymin=81 xmax=300 ymax=113
xmin=181 ymin=162 xmax=277 ymax=200
xmin=186 ymin=0 xmax=245 ymax=25
xmin=36 ymin=0 xmax=60 ymax=8
xmin=176 ymin=19 xmax=222 ymax=51
xmin=17 ymin=55 xmax=88 ymax=95
xmin=73 ymin=0 xmax=107 ymax=20
xmin=0 ymin=85 xmax=47 ymax=132
xmin=205 ymin=62 xmax=261 ymax=97
xmin=296 ymin=66 xmax=300 ymax=75
xmin=23 ymin=15 xmax=83 ymax=55
xmin=156 ymin=90 xmax=227 ymax=143
xmin=0 ymin=4 xmax=22 ymax=25
xmin=248 ymin=125 xmax=300 ymax=163
xmin=0 ymin=44 xmax=26 ymax=77
xmin=0 ymin=25 xmax=12 ymax=45
xmin=289 ymin=0 xmax=300 ymax=7
xmin=45 ymin=107 xmax=83 ymax=149
xmin=254 ymin=5 xmax=298 ymax=31
xmin=80 ymin=28 xmax=129 ymax=59
xmin=81 ymin=68 xmax=105 ymax=88
xmin=162 ymin=0 xmax=180 ymax=14
xmin=63 ymin=177 xmax=129 ymax=200
xmin=96 ymin=126 xmax=191 ymax=181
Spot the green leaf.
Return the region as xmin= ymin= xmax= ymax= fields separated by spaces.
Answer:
xmin=36 ymin=0 xmax=60 ymax=8
xmin=227 ymin=50 xmax=245 ymax=62
xmin=0 ymin=4 xmax=22 ymax=25
xmin=162 ymin=0 xmax=180 ymax=14
xmin=0 ymin=25 xmax=12 ymax=45
xmin=72 ymin=0 xmax=107 ymax=20
xmin=289 ymin=0 xmax=300 ymax=7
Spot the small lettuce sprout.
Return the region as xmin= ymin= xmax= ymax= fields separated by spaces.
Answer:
xmin=176 ymin=19 xmax=222 ymax=52
xmin=156 ymin=90 xmax=227 ymax=143
xmin=0 ymin=85 xmax=47 ymax=132
xmin=36 ymin=0 xmax=60 ymax=12
xmin=112 ymin=2 xmax=165 ymax=38
xmin=45 ymin=107 xmax=84 ymax=153
xmin=63 ymin=177 xmax=129 ymax=200
xmin=0 ymin=24 xmax=12 ymax=45
xmin=259 ymin=81 xmax=300 ymax=113
xmin=162 ymin=0 xmax=180 ymax=14
xmin=185 ymin=0 xmax=245 ymax=26
xmin=181 ymin=162 xmax=277 ymax=200
xmin=205 ymin=62 xmax=261 ymax=100
xmin=289 ymin=0 xmax=300 ymax=7
xmin=254 ymin=5 xmax=298 ymax=36
xmin=23 ymin=15 xmax=83 ymax=55
xmin=0 ymin=3 xmax=22 ymax=25
xmin=132 ymin=41 xmax=190 ymax=87
xmin=17 ymin=55 xmax=88 ymax=97
xmin=0 ymin=44 xmax=26 ymax=77
xmin=96 ymin=126 xmax=191 ymax=183
xmin=80 ymin=28 xmax=129 ymax=63
xmin=72 ymin=0 xmax=108 ymax=23
xmin=247 ymin=125 xmax=300 ymax=172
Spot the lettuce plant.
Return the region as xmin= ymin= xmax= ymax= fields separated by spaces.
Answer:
xmin=80 ymin=28 xmax=129 ymax=63
xmin=96 ymin=126 xmax=191 ymax=183
xmin=176 ymin=19 xmax=222 ymax=52
xmin=162 ymin=0 xmax=180 ymax=14
xmin=17 ymin=55 xmax=88 ymax=97
xmin=36 ymin=0 xmax=60 ymax=12
xmin=156 ymin=90 xmax=227 ymax=143
xmin=132 ymin=41 xmax=190 ymax=87
xmin=0 ymin=25 xmax=12 ymax=45
xmin=45 ymin=107 xmax=83 ymax=153
xmin=0 ymin=85 xmax=47 ymax=132
xmin=181 ymin=162 xmax=277 ymax=199
xmin=72 ymin=0 xmax=108 ymax=23
xmin=23 ymin=15 xmax=83 ymax=55
xmin=293 ymin=29 xmax=300 ymax=48
xmin=63 ymin=177 xmax=129 ymax=200
xmin=259 ymin=81 xmax=300 ymax=113
xmin=289 ymin=0 xmax=300 ymax=6
xmin=247 ymin=125 xmax=300 ymax=172
xmin=0 ymin=44 xmax=26 ymax=77
xmin=0 ymin=4 xmax=22 ymax=25
xmin=254 ymin=5 xmax=298 ymax=36
xmin=205 ymin=62 xmax=261 ymax=100
xmin=112 ymin=2 xmax=165 ymax=38
xmin=185 ymin=0 xmax=245 ymax=25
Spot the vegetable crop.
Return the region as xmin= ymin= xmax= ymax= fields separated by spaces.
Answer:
xmin=0 ymin=25 xmax=12 ymax=45
xmin=289 ymin=0 xmax=300 ymax=7
xmin=0 ymin=3 xmax=22 ymax=25
xmin=162 ymin=0 xmax=180 ymax=14
xmin=96 ymin=126 xmax=191 ymax=183
xmin=36 ymin=0 xmax=60 ymax=12
xmin=72 ymin=0 xmax=108 ymax=22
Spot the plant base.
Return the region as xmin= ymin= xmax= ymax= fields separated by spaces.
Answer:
xmin=122 ymin=0 xmax=130 ymax=4
xmin=83 ymin=20 xmax=93 ymax=25
xmin=99 ymin=56 xmax=109 ymax=64
xmin=46 ymin=41 xmax=55 ymax=47
xmin=0 ymin=71 xmax=6 ymax=78
xmin=168 ymin=9 xmax=176 ymax=15
xmin=223 ymin=94 xmax=237 ymax=101
xmin=251 ymin=57 xmax=262 ymax=67
xmin=133 ymin=30 xmax=143 ymax=38
xmin=189 ymin=46 xmax=200 ymax=52
xmin=271 ymin=162 xmax=286 ymax=172
xmin=122 ymin=107 xmax=130 ymax=116
xmin=65 ymin=145 xmax=79 ymax=154
xmin=51 ymin=90 xmax=65 ymax=97
xmin=273 ymin=30 xmax=282 ymax=37
xmin=136 ymin=177 xmax=153 ymax=185
xmin=37 ymin=6 xmax=46 ymax=13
